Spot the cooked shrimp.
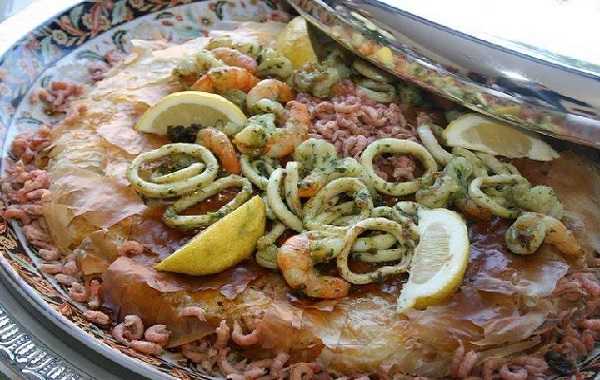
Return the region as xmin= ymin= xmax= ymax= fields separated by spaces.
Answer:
xmin=215 ymin=320 xmax=231 ymax=348
xmin=129 ymin=340 xmax=163 ymax=355
xmin=144 ymin=325 xmax=171 ymax=346
xmin=265 ymin=101 xmax=310 ymax=158
xmin=234 ymin=101 xmax=310 ymax=158
xmin=122 ymin=315 xmax=144 ymax=340
xmin=180 ymin=306 xmax=207 ymax=322
xmin=231 ymin=320 xmax=261 ymax=346
xmin=277 ymin=234 xmax=350 ymax=299
xmin=84 ymin=310 xmax=111 ymax=326
xmin=246 ymin=79 xmax=295 ymax=117
xmin=68 ymin=282 xmax=88 ymax=303
xmin=191 ymin=66 xmax=258 ymax=94
xmin=197 ymin=128 xmax=241 ymax=174
xmin=210 ymin=47 xmax=257 ymax=73
xmin=505 ymin=212 xmax=583 ymax=256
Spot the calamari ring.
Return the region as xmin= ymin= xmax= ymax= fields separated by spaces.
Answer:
xmin=303 ymin=177 xmax=373 ymax=230
xmin=256 ymin=222 xmax=287 ymax=269
xmin=284 ymin=161 xmax=302 ymax=217
xmin=468 ymin=174 xmax=528 ymax=219
xmin=240 ymin=155 xmax=279 ymax=190
xmin=298 ymin=157 xmax=365 ymax=198
xmin=416 ymin=123 xmax=452 ymax=166
xmin=127 ymin=143 xmax=218 ymax=198
xmin=267 ymin=168 xmax=303 ymax=232
xmin=152 ymin=162 xmax=206 ymax=184
xmin=352 ymin=206 xmax=419 ymax=260
xmin=337 ymin=218 xmax=413 ymax=284
xmin=293 ymin=138 xmax=338 ymax=171
xmin=476 ymin=152 xmax=520 ymax=175
xmin=451 ymin=147 xmax=487 ymax=178
xmin=163 ymin=175 xmax=252 ymax=229
xmin=355 ymin=79 xmax=397 ymax=103
xmin=361 ymin=138 xmax=438 ymax=196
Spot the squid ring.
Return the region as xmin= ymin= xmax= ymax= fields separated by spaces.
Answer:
xmin=360 ymin=138 xmax=438 ymax=196
xmin=256 ymin=222 xmax=287 ymax=269
xmin=303 ymin=177 xmax=373 ymax=230
xmin=151 ymin=162 xmax=206 ymax=184
xmin=337 ymin=218 xmax=413 ymax=284
xmin=416 ymin=123 xmax=452 ymax=166
xmin=298 ymin=157 xmax=365 ymax=198
xmin=267 ymin=168 xmax=304 ymax=232
xmin=240 ymin=155 xmax=280 ymax=191
xmin=468 ymin=174 xmax=527 ymax=219
xmin=284 ymin=161 xmax=302 ymax=217
xmin=476 ymin=152 xmax=520 ymax=175
xmin=163 ymin=175 xmax=252 ymax=229
xmin=127 ymin=143 xmax=218 ymax=198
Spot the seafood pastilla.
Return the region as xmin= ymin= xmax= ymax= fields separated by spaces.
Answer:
xmin=2 ymin=14 xmax=600 ymax=380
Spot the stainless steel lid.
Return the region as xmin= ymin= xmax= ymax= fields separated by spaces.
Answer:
xmin=287 ymin=0 xmax=600 ymax=148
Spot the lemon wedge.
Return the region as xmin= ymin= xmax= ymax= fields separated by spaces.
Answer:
xmin=135 ymin=91 xmax=247 ymax=136
xmin=443 ymin=113 xmax=558 ymax=161
xmin=397 ymin=208 xmax=469 ymax=313
xmin=276 ymin=16 xmax=318 ymax=69
xmin=155 ymin=196 xmax=266 ymax=275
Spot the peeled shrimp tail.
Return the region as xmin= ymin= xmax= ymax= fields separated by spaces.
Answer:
xmin=191 ymin=66 xmax=258 ymax=94
xmin=246 ymin=79 xmax=295 ymax=116
xmin=210 ymin=47 xmax=257 ymax=73
xmin=196 ymin=128 xmax=241 ymax=174
xmin=505 ymin=212 xmax=583 ymax=256
xmin=264 ymin=101 xmax=310 ymax=158
xmin=277 ymin=234 xmax=350 ymax=299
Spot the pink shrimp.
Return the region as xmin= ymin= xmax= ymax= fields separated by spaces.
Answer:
xmin=62 ymin=259 xmax=79 ymax=275
xmin=457 ymin=351 xmax=479 ymax=378
xmin=270 ymin=352 xmax=289 ymax=378
xmin=216 ymin=320 xmax=231 ymax=348
xmin=210 ymin=47 xmax=257 ymax=73
xmin=87 ymin=279 xmax=102 ymax=308
xmin=277 ymin=234 xmax=350 ymax=299
xmin=55 ymin=273 xmax=78 ymax=285
xmin=117 ymin=240 xmax=144 ymax=256
xmin=84 ymin=310 xmax=111 ymax=326
xmin=68 ymin=282 xmax=88 ymax=303
xmin=191 ymin=66 xmax=258 ymax=93
xmin=289 ymin=363 xmax=318 ymax=380
xmin=38 ymin=248 xmax=60 ymax=261
xmin=499 ymin=365 xmax=527 ymax=380
xmin=122 ymin=315 xmax=144 ymax=340
xmin=231 ymin=320 xmax=261 ymax=346
xmin=41 ymin=263 xmax=63 ymax=274
xmin=181 ymin=340 xmax=210 ymax=363
xmin=246 ymin=79 xmax=295 ymax=114
xmin=180 ymin=306 xmax=207 ymax=322
xmin=111 ymin=323 xmax=129 ymax=345
xmin=244 ymin=363 xmax=268 ymax=379
xmin=197 ymin=128 xmax=241 ymax=174
xmin=129 ymin=340 xmax=163 ymax=355
xmin=3 ymin=207 xmax=31 ymax=224
xmin=218 ymin=348 xmax=241 ymax=376
xmin=581 ymin=319 xmax=600 ymax=331
xmin=144 ymin=325 xmax=171 ymax=347
xmin=573 ymin=273 xmax=600 ymax=297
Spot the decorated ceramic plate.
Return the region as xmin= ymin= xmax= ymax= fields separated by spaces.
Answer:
xmin=1 ymin=1 xmax=600 ymax=379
